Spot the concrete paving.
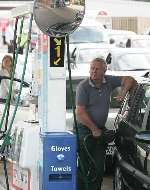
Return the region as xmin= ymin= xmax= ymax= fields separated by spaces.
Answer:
xmin=102 ymin=175 xmax=113 ymax=190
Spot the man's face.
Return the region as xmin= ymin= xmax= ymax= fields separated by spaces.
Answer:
xmin=89 ymin=60 xmax=106 ymax=81
xmin=3 ymin=57 xmax=12 ymax=70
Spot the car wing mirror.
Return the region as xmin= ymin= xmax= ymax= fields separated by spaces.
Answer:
xmin=143 ymin=71 xmax=150 ymax=78
xmin=106 ymin=53 xmax=112 ymax=65
xmin=126 ymin=39 xmax=131 ymax=47
xmin=135 ymin=131 xmax=150 ymax=144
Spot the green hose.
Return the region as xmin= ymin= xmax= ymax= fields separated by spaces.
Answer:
xmin=4 ymin=17 xmax=19 ymax=132
xmin=66 ymin=35 xmax=90 ymax=190
xmin=0 ymin=17 xmax=24 ymax=133
xmin=0 ymin=14 xmax=33 ymax=152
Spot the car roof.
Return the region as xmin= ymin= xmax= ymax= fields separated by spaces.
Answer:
xmin=104 ymin=29 xmax=136 ymax=35
xmin=66 ymin=66 xmax=150 ymax=85
xmin=109 ymin=47 xmax=150 ymax=55
xmin=75 ymin=43 xmax=112 ymax=49
xmin=128 ymin=34 xmax=150 ymax=40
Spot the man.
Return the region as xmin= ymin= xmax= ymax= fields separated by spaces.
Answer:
xmin=75 ymin=57 xmax=137 ymax=190
xmin=5 ymin=20 xmax=14 ymax=53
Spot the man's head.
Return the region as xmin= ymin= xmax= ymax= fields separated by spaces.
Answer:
xmin=2 ymin=55 xmax=13 ymax=71
xmin=89 ymin=58 xmax=107 ymax=81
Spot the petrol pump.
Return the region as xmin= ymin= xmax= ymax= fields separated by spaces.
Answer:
xmin=0 ymin=1 xmax=85 ymax=190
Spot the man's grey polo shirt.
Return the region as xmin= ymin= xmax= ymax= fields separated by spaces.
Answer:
xmin=76 ymin=75 xmax=122 ymax=129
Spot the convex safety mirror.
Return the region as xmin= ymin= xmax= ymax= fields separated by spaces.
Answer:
xmin=33 ymin=0 xmax=85 ymax=37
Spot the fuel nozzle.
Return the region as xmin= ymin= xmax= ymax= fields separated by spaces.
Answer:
xmin=83 ymin=128 xmax=116 ymax=147
xmin=102 ymin=128 xmax=116 ymax=144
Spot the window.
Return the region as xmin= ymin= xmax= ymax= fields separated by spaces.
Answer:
xmin=66 ymin=78 xmax=82 ymax=109
xmin=69 ymin=26 xmax=104 ymax=44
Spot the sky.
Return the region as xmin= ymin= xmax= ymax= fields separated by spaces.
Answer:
xmin=86 ymin=0 xmax=150 ymax=16
xmin=0 ymin=0 xmax=150 ymax=18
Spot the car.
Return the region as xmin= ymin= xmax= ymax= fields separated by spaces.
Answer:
xmin=122 ymin=34 xmax=150 ymax=48
xmin=68 ymin=20 xmax=132 ymax=69
xmin=68 ymin=26 xmax=114 ymax=69
xmin=113 ymin=77 xmax=150 ymax=190
xmin=68 ymin=19 xmax=111 ymax=66
xmin=69 ymin=19 xmax=108 ymax=46
xmin=69 ymin=43 xmax=113 ymax=69
xmin=103 ymin=29 xmax=136 ymax=44
xmin=106 ymin=48 xmax=150 ymax=78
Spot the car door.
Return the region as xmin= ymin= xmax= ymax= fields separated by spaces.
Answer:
xmin=115 ymin=84 xmax=149 ymax=188
xmin=136 ymin=85 xmax=150 ymax=180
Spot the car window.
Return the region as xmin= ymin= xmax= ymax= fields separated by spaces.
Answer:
xmin=108 ymin=34 xmax=130 ymax=42
xmin=132 ymin=39 xmax=150 ymax=48
xmin=66 ymin=78 xmax=122 ymax=109
xmin=115 ymin=53 xmax=150 ymax=71
xmin=69 ymin=26 xmax=105 ymax=43
xmin=110 ymin=87 xmax=122 ymax=108
xmin=77 ymin=48 xmax=109 ymax=64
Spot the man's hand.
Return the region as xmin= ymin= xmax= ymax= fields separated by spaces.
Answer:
xmin=113 ymin=95 xmax=124 ymax=102
xmin=91 ymin=127 xmax=102 ymax=138
xmin=113 ymin=87 xmax=129 ymax=102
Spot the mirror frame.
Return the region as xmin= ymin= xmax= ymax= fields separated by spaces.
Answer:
xmin=33 ymin=0 xmax=85 ymax=37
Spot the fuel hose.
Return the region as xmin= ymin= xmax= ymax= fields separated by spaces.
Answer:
xmin=66 ymin=35 xmax=90 ymax=190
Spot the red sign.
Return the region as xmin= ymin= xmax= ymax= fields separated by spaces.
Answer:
xmin=42 ymin=34 xmax=48 ymax=53
xmin=0 ymin=18 xmax=9 ymax=31
xmin=98 ymin=10 xmax=108 ymax=16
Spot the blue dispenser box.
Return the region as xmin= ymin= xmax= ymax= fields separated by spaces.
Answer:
xmin=40 ymin=132 xmax=77 ymax=190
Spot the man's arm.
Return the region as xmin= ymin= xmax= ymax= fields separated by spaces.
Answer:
xmin=76 ymin=105 xmax=102 ymax=137
xmin=121 ymin=76 xmax=137 ymax=96
xmin=115 ymin=76 xmax=137 ymax=102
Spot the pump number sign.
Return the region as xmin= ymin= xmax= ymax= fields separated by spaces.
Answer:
xmin=50 ymin=37 xmax=65 ymax=67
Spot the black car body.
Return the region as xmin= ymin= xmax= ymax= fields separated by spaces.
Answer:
xmin=113 ymin=80 xmax=150 ymax=190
